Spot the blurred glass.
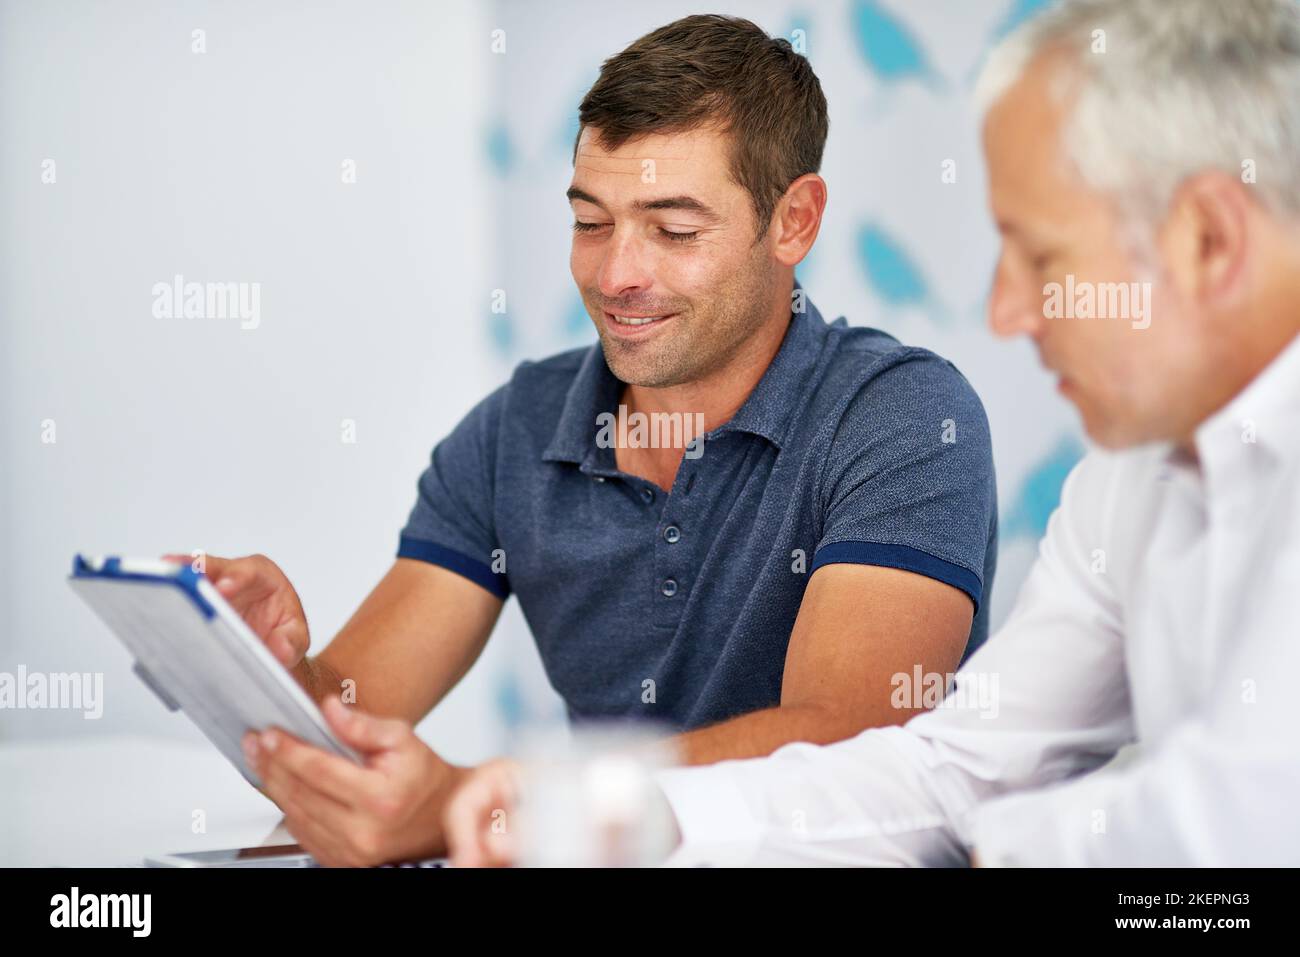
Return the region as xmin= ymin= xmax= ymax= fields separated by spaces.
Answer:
xmin=513 ymin=725 xmax=679 ymax=867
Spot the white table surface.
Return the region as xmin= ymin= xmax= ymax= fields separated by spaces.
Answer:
xmin=1 ymin=733 xmax=289 ymax=867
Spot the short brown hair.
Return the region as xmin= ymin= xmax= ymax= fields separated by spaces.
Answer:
xmin=574 ymin=14 xmax=829 ymax=240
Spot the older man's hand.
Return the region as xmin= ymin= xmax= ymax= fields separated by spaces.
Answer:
xmin=443 ymin=757 xmax=525 ymax=867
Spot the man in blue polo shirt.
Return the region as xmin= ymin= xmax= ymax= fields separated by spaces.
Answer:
xmin=396 ymin=281 xmax=995 ymax=735
xmin=224 ymin=14 xmax=996 ymax=866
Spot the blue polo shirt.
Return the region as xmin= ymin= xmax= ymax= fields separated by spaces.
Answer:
xmin=399 ymin=291 xmax=998 ymax=731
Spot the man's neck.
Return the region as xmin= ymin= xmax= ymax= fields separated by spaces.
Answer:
xmin=1172 ymin=313 xmax=1300 ymax=459
xmin=620 ymin=288 xmax=794 ymax=432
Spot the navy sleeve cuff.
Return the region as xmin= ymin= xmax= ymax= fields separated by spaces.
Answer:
xmin=396 ymin=535 xmax=511 ymax=600
xmin=810 ymin=540 xmax=981 ymax=610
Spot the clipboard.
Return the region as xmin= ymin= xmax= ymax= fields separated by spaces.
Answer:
xmin=67 ymin=554 xmax=361 ymax=787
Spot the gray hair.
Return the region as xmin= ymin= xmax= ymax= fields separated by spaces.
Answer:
xmin=975 ymin=0 xmax=1300 ymax=228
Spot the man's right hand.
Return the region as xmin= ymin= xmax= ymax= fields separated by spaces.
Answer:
xmin=163 ymin=553 xmax=310 ymax=673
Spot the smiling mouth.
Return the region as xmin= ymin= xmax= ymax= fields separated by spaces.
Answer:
xmin=608 ymin=312 xmax=670 ymax=325
xmin=603 ymin=311 xmax=675 ymax=334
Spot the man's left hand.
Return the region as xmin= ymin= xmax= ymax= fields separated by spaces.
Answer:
xmin=243 ymin=697 xmax=469 ymax=867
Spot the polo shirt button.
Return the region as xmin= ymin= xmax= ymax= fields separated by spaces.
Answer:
xmin=663 ymin=525 xmax=681 ymax=543
xmin=660 ymin=578 xmax=678 ymax=597
xmin=641 ymin=487 xmax=654 ymax=504
xmin=593 ymin=476 xmax=605 ymax=483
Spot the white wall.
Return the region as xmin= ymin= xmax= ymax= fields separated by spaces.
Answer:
xmin=0 ymin=0 xmax=559 ymax=762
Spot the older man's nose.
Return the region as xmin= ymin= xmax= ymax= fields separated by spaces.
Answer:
xmin=988 ymin=270 xmax=1044 ymax=340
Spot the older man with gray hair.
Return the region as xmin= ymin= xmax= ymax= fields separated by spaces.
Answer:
xmin=444 ymin=0 xmax=1300 ymax=866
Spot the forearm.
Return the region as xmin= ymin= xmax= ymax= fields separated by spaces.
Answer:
xmin=671 ymin=702 xmax=887 ymax=766
xmin=299 ymin=640 xmax=453 ymax=722
xmin=292 ymin=561 xmax=502 ymax=722
xmin=657 ymin=722 xmax=972 ymax=866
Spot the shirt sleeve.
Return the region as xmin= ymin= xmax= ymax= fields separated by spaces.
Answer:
xmin=659 ymin=452 xmax=1136 ymax=866
xmin=811 ymin=352 xmax=996 ymax=610
xmin=397 ymin=383 xmax=511 ymax=600
xmin=968 ymin=545 xmax=1300 ymax=865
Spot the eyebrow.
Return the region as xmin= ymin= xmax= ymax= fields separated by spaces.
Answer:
xmin=566 ymin=186 xmax=721 ymax=221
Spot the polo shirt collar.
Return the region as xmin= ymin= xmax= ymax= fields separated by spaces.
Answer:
xmin=540 ymin=343 xmax=623 ymax=466
xmin=542 ymin=282 xmax=834 ymax=466
xmin=715 ymin=286 xmax=833 ymax=448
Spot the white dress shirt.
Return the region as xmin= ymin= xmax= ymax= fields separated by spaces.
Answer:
xmin=658 ymin=332 xmax=1300 ymax=866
